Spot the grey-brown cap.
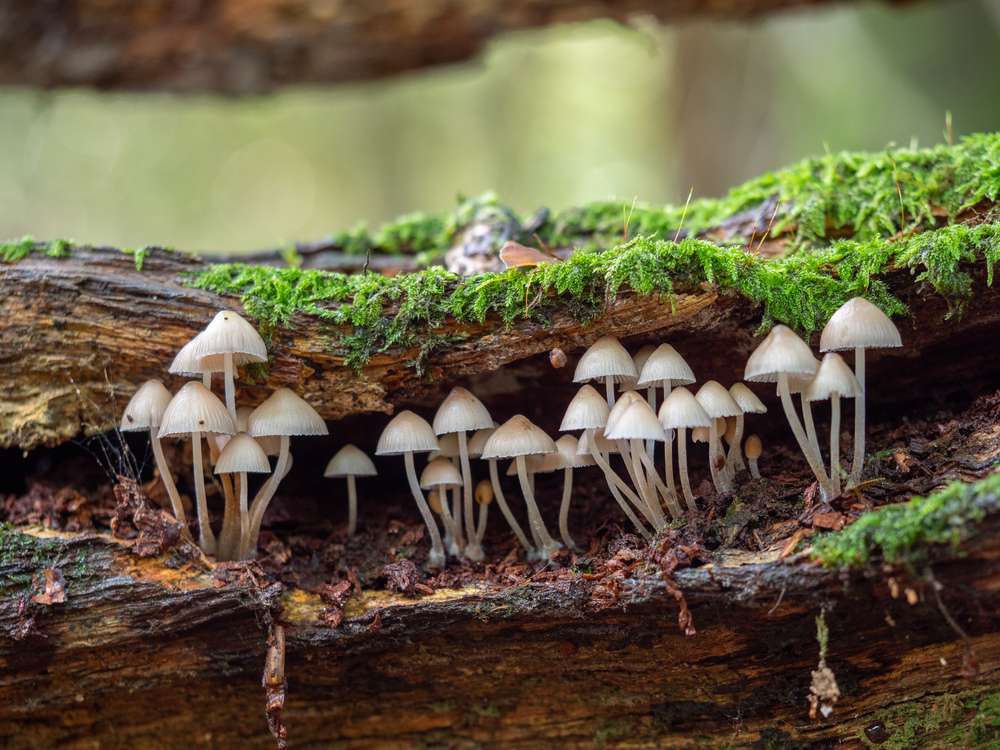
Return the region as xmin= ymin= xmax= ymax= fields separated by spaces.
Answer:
xmin=728 ymin=383 xmax=767 ymax=414
xmin=481 ymin=415 xmax=556 ymax=460
xmin=744 ymin=325 xmax=819 ymax=383
xmin=193 ymin=310 xmax=268 ymax=363
xmin=573 ymin=335 xmax=638 ymax=384
xmin=657 ymin=387 xmax=711 ymax=430
xmin=804 ymin=353 xmax=864 ymax=402
xmin=420 ymin=456 xmax=463 ymax=489
xmin=215 ymin=433 xmax=271 ymax=474
xmin=433 ymin=386 xmax=493 ymax=435
xmin=121 ymin=380 xmax=173 ymax=431
xmin=695 ymin=381 xmax=743 ymax=419
xmin=637 ymin=344 xmax=696 ymax=387
xmin=560 ymin=384 xmax=611 ymax=432
xmin=248 ymin=388 xmax=328 ymax=438
xmin=820 ymin=297 xmax=902 ymax=352
xmin=158 ymin=381 xmax=237 ymax=438
xmin=376 ymin=411 xmax=440 ymax=455
xmin=325 ymin=444 xmax=378 ymax=478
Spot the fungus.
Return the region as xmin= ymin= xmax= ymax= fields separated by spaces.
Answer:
xmin=745 ymin=435 xmax=763 ymax=479
xmin=169 ymin=333 xmax=226 ymax=389
xmin=192 ymin=310 xmax=268 ymax=422
xmin=158 ymin=381 xmax=236 ymax=555
xmin=820 ymin=297 xmax=902 ymax=487
xmin=694 ymin=382 xmax=743 ymax=494
xmin=470 ymin=423 xmax=536 ymax=557
xmin=804 ymin=353 xmax=863 ymax=496
xmin=727 ymin=383 xmax=766 ymax=477
xmin=561 ymin=385 xmax=650 ymax=538
xmin=215 ymin=434 xmax=270 ymax=561
xmin=482 ymin=415 xmax=562 ymax=560
xmin=658 ymin=387 xmax=711 ymax=512
xmin=433 ymin=387 xmax=493 ymax=561
xmin=604 ymin=390 xmax=650 ymax=502
xmin=120 ymin=380 xmax=187 ymax=534
xmin=376 ymin=410 xmax=446 ymax=567
xmin=245 ymin=388 xmax=328 ymax=559
xmin=426 ymin=432 xmax=462 ymax=552
xmin=420 ymin=456 xmax=464 ymax=550
xmin=474 ymin=478 xmax=494 ymax=544
xmin=744 ymin=325 xmax=833 ymax=500
xmin=537 ymin=434 xmax=594 ymax=552
xmin=573 ymin=335 xmax=638 ymax=408
xmin=325 ymin=445 xmax=378 ymax=536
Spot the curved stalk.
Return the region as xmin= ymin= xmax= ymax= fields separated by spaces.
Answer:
xmin=488 ymin=459 xmax=537 ymax=557
xmin=218 ymin=472 xmax=241 ymax=561
xmin=727 ymin=414 xmax=748 ymax=475
xmin=404 ymin=451 xmax=446 ymax=567
xmin=238 ymin=471 xmax=249 ymax=559
xmin=150 ymin=433 xmax=188 ymax=536
xmin=558 ymin=466 xmax=582 ymax=552
xmin=449 ymin=456 xmax=465 ymax=550
xmin=677 ymin=427 xmax=697 ymax=512
xmin=439 ymin=492 xmax=462 ymax=556
xmin=802 ymin=395 xmax=822 ymax=463
xmin=777 ymin=374 xmax=834 ymax=501
xmin=516 ymin=455 xmax=561 ymax=559
xmin=631 ymin=438 xmax=665 ymax=528
xmin=475 ymin=500 xmax=489 ymax=545
xmin=749 ymin=457 xmax=760 ymax=479
xmin=586 ymin=429 xmax=651 ymax=538
xmin=190 ymin=431 xmax=216 ymax=555
xmin=223 ymin=352 xmax=237 ymax=423
xmin=851 ymin=347 xmax=866 ymax=487
xmin=708 ymin=419 xmax=728 ymax=494
xmin=457 ymin=432 xmax=481 ymax=560
xmin=637 ymin=442 xmax=682 ymax=521
xmin=831 ymin=393 xmax=842 ymax=497
xmin=247 ymin=435 xmax=290 ymax=559
xmin=644 ymin=386 xmax=656 ymax=469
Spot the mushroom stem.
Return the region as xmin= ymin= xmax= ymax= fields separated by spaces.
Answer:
xmin=223 ymin=352 xmax=237 ymax=423
xmin=202 ymin=372 xmax=212 ymax=389
xmin=489 ymin=459 xmax=537 ymax=556
xmin=404 ymin=451 xmax=447 ymax=567
xmin=605 ymin=375 xmax=615 ymax=408
xmin=475 ymin=499 xmax=489 ymax=545
xmin=218 ymin=472 xmax=242 ymax=561
xmin=631 ymin=438 xmax=666 ymax=528
xmin=190 ymin=431 xmax=217 ymax=555
xmin=149 ymin=432 xmax=187 ymax=532
xmin=615 ymin=439 xmax=652 ymax=521
xmin=458 ymin=432 xmax=483 ymax=561
xmin=246 ymin=435 xmax=290 ymax=559
xmin=708 ymin=419 xmax=729 ymax=494
xmin=851 ymin=347 xmax=866 ymax=487
xmin=449 ymin=457 xmax=465 ymax=550
xmin=238 ymin=471 xmax=249 ymax=558
xmin=558 ymin=466 xmax=582 ymax=552
xmin=346 ymin=474 xmax=358 ymax=536
xmin=727 ymin=414 xmax=748 ymax=475
xmin=661 ymin=381 xmax=675 ymax=500
xmin=586 ymin=429 xmax=651 ymax=538
xmin=676 ymin=427 xmax=697 ymax=512
xmin=802 ymin=395 xmax=822 ymax=462
xmin=777 ymin=374 xmax=834 ymax=501
xmin=749 ymin=457 xmax=760 ymax=479
xmin=831 ymin=393 xmax=842 ymax=497
xmin=516 ymin=455 xmax=561 ymax=559
xmin=636 ymin=441 xmax=682 ymax=521
xmin=439 ymin=493 xmax=462 ymax=555
xmin=644 ymin=385 xmax=656 ymax=467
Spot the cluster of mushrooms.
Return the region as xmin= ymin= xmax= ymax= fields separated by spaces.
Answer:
xmin=121 ymin=297 xmax=899 ymax=567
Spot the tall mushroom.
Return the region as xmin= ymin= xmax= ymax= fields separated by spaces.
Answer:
xmin=192 ymin=310 xmax=268 ymax=423
xmin=804 ymin=353 xmax=863 ymax=496
xmin=470 ymin=423 xmax=536 ymax=557
xmin=727 ymin=383 xmax=766 ymax=477
xmin=820 ymin=297 xmax=902 ymax=487
xmin=574 ymin=335 xmax=638 ymax=408
xmin=420 ymin=456 xmax=465 ymax=550
xmin=482 ymin=415 xmax=562 ymax=560
xmin=694 ymin=382 xmax=742 ymax=494
xmin=376 ymin=410 xmax=446 ymax=567
xmin=538 ymin=435 xmax=594 ymax=552
xmin=158 ymin=381 xmax=236 ymax=555
xmin=324 ymin=445 xmax=378 ymax=536
xmin=432 ymin=387 xmax=493 ymax=562
xmin=245 ymin=388 xmax=328 ymax=558
xmin=744 ymin=325 xmax=833 ymax=500
xmin=657 ymin=387 xmax=711 ymax=512
xmin=215 ymin=433 xmax=271 ymax=562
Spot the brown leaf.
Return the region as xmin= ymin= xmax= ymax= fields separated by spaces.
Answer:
xmin=812 ymin=512 xmax=847 ymax=531
xmin=499 ymin=241 xmax=560 ymax=269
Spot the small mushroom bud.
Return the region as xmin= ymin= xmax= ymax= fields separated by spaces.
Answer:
xmin=745 ymin=434 xmax=763 ymax=479
xmin=428 ymin=489 xmax=443 ymax=515
xmin=475 ymin=479 xmax=493 ymax=505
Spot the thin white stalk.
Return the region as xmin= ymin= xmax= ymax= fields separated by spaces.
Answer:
xmin=459 ymin=431 xmax=481 ymax=560
xmin=516 ymin=455 xmax=561 ymax=559
xmin=223 ymin=352 xmax=237 ymax=423
xmin=749 ymin=458 xmax=760 ymax=479
xmin=190 ymin=431 xmax=216 ymax=555
xmin=677 ymin=427 xmax=697 ymax=512
xmin=247 ymin=435 xmax=290 ymax=558
xmin=636 ymin=442 xmax=682 ymax=521
xmin=611 ymin=439 xmax=657 ymax=525
xmin=558 ymin=466 xmax=581 ymax=552
xmin=802 ymin=395 xmax=822 ymax=463
xmin=777 ymin=374 xmax=834 ymax=501
xmin=439 ymin=492 xmax=462 ymax=556
xmin=404 ymin=451 xmax=446 ymax=567
xmin=218 ymin=472 xmax=241 ymax=561
xmin=150 ymin=433 xmax=186 ymax=531
xmin=238 ymin=471 xmax=249 ymax=560
xmin=631 ymin=438 xmax=666 ymax=528
xmin=347 ymin=475 xmax=358 ymax=536
xmin=661 ymin=381 xmax=678 ymax=505
xmin=586 ymin=429 xmax=651 ymax=538
xmin=488 ymin=459 xmax=536 ymax=556
xmin=202 ymin=372 xmax=212 ymax=389
xmin=605 ymin=375 xmax=615 ymax=408
xmin=831 ymin=393 xmax=842 ymax=497
xmin=448 ymin=456 xmax=465 ymax=549
xmin=727 ymin=414 xmax=748 ymax=474
xmin=475 ymin=500 xmax=489 ymax=545
xmin=708 ymin=419 xmax=728 ymax=494
xmin=851 ymin=347 xmax=866 ymax=487
xmin=644 ymin=386 xmax=656 ymax=467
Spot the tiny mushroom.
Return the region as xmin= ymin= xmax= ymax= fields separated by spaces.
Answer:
xmin=727 ymin=383 xmax=766 ymax=476
xmin=169 ymin=332 xmax=226 ymax=390
xmin=804 ymin=353 xmax=863 ymax=496
xmin=325 ymin=445 xmax=378 ymax=536
xmin=420 ymin=456 xmax=464 ymax=550
xmin=658 ymin=387 xmax=711 ymax=512
xmin=537 ymin=434 xmax=595 ymax=552
xmin=215 ymin=433 xmax=270 ymax=562
xmin=192 ymin=310 xmax=268 ymax=422
xmin=574 ymin=335 xmax=639 ymax=408
xmin=695 ymin=382 xmax=743 ymax=494
xmin=745 ymin=435 xmax=763 ymax=479
xmin=470 ymin=422 xmax=536 ymax=557
xmin=474 ymin=478 xmax=494 ymax=544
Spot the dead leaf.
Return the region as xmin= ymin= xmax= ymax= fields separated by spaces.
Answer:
xmin=499 ymin=241 xmax=559 ymax=269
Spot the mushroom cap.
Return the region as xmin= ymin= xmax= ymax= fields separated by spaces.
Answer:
xmin=573 ymin=335 xmax=638 ymax=385
xmin=215 ymin=433 xmax=271 ymax=474
xmin=427 ymin=432 xmax=461 ymax=461
xmin=577 ymin=427 xmax=620 ymax=456
xmin=427 ymin=489 xmax=443 ymax=514
xmin=158 ymin=381 xmax=236 ymax=438
xmin=632 ymin=345 xmax=657 ymax=377
xmin=820 ymin=297 xmax=902 ymax=352
xmin=376 ymin=410 xmax=440 ymax=456
xmin=539 ymin=434 xmax=594 ymax=472
xmin=804 ymin=353 xmax=864 ymax=402
xmin=193 ymin=310 xmax=268 ymax=362
xmin=657 ymin=387 xmax=712 ymax=430
xmin=467 ymin=423 xmax=499 ymax=458
xmin=691 ymin=426 xmax=710 ymax=443
xmin=744 ymin=325 xmax=819 ymax=383
xmin=482 ymin=415 xmax=556 ymax=460
xmin=432 ymin=386 xmax=493 ymax=435
xmin=695 ymin=381 xmax=743 ymax=419
xmin=723 ymin=417 xmax=738 ymax=445
xmin=728 ymin=383 xmax=767 ymax=414
xmin=475 ymin=479 xmax=494 ymax=505
xmin=605 ymin=400 xmax=665 ymax=442
xmin=169 ymin=333 xmax=229 ymax=376
xmin=248 ymin=388 xmax=328 ymax=438
xmin=605 ymin=390 xmax=645 ymax=433
xmin=420 ymin=456 xmax=463 ymax=488
xmin=745 ymin=434 xmax=763 ymax=460
xmin=637 ymin=344 xmax=696 ymax=387
xmin=506 ymin=454 xmax=544 ymax=476
xmin=783 ymin=375 xmax=814 ymax=396
xmin=325 ymin=444 xmax=378 ymax=477
xmin=235 ymin=405 xmax=280 ymax=454
xmin=120 ymin=380 xmax=173 ymax=431
xmin=560 ymin=384 xmax=612 ymax=431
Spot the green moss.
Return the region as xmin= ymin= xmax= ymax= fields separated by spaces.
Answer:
xmin=858 ymin=686 xmax=1000 ymax=749
xmin=124 ymin=247 xmax=150 ymax=271
xmin=1 ymin=236 xmax=73 ymax=263
xmin=811 ymin=472 xmax=1000 ymax=569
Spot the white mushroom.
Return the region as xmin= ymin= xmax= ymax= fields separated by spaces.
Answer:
xmin=804 ymin=353 xmax=863 ymax=496
xmin=324 ymin=445 xmax=377 ymax=536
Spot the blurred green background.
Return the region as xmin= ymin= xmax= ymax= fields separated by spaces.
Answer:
xmin=0 ymin=0 xmax=998 ymax=255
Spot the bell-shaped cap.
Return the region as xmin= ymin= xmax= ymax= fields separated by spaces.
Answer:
xmin=605 ymin=390 xmax=645 ymax=433
xmin=428 ymin=432 xmax=460 ymax=461
xmin=691 ymin=426 xmax=710 ymax=443
xmin=420 ymin=456 xmax=463 ymax=488
xmin=248 ymin=388 xmax=328 ymax=438
xmin=539 ymin=434 xmax=595 ymax=473
xmin=632 ymin=345 xmax=657 ymax=377
xmin=745 ymin=434 xmax=763 ymax=460
xmin=577 ymin=427 xmax=619 ymax=456
xmin=658 ymin=387 xmax=712 ymax=430
xmin=467 ymin=423 xmax=499 ymax=458
xmin=637 ymin=344 xmax=696 ymax=387
xmin=193 ymin=310 xmax=268 ymax=363
xmin=215 ymin=433 xmax=271 ymax=474
xmin=482 ymin=415 xmax=556 ymax=460
xmin=432 ymin=387 xmax=493 ymax=435
xmin=573 ymin=335 xmax=638 ymax=385
xmin=820 ymin=297 xmax=902 ymax=352
xmin=605 ymin=400 xmax=665 ymax=442
xmin=169 ymin=333 xmax=227 ymax=376
xmin=121 ymin=380 xmax=173 ymax=431
xmin=376 ymin=410 xmax=440 ymax=455
xmin=695 ymin=381 xmax=742 ymax=419
xmin=560 ymin=385 xmax=612 ymax=431
xmin=325 ymin=444 xmax=378 ymax=478
xmin=235 ymin=405 xmax=280 ymax=454
xmin=728 ymin=383 xmax=766 ymax=414
xmin=744 ymin=325 xmax=819 ymax=383
xmin=506 ymin=454 xmax=544 ymax=476
xmin=158 ymin=381 xmax=236 ymax=438
xmin=804 ymin=353 xmax=864 ymax=402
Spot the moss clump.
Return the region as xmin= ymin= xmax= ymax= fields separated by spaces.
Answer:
xmin=811 ymin=472 xmax=1000 ymax=569
xmin=858 ymin=686 xmax=1000 ymax=749
xmin=1 ymin=237 xmax=73 ymax=263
